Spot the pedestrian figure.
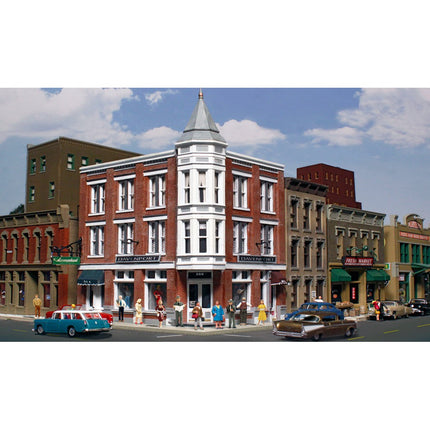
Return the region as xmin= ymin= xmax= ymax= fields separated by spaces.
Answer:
xmin=173 ymin=295 xmax=185 ymax=327
xmin=116 ymin=295 xmax=126 ymax=321
xmin=226 ymin=299 xmax=237 ymax=328
xmin=372 ymin=299 xmax=381 ymax=321
xmin=212 ymin=300 xmax=224 ymax=329
xmin=192 ymin=301 xmax=204 ymax=330
xmin=315 ymin=296 xmax=323 ymax=302
xmin=238 ymin=297 xmax=250 ymax=325
xmin=33 ymin=294 xmax=42 ymax=318
xmin=257 ymin=299 xmax=267 ymax=325
xmin=155 ymin=299 xmax=166 ymax=328
xmin=135 ymin=298 xmax=143 ymax=324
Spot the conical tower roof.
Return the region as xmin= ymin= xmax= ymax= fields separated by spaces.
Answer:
xmin=176 ymin=90 xmax=227 ymax=145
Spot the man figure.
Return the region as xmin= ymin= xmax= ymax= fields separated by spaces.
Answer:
xmin=315 ymin=296 xmax=324 ymax=302
xmin=226 ymin=299 xmax=237 ymax=328
xmin=173 ymin=295 xmax=185 ymax=327
xmin=33 ymin=294 xmax=42 ymax=318
xmin=117 ymin=295 xmax=126 ymax=322
xmin=238 ymin=297 xmax=250 ymax=326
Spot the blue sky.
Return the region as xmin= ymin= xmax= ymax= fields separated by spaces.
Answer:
xmin=1 ymin=87 xmax=430 ymax=225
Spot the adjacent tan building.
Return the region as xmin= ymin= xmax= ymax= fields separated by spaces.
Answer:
xmin=284 ymin=177 xmax=328 ymax=313
xmin=384 ymin=214 xmax=430 ymax=302
xmin=327 ymin=204 xmax=388 ymax=314
xmin=26 ymin=137 xmax=140 ymax=216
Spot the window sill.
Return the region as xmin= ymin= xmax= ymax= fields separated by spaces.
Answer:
xmin=88 ymin=212 xmax=106 ymax=217
xmin=233 ymin=207 xmax=250 ymax=212
xmin=87 ymin=255 xmax=104 ymax=258
xmin=261 ymin=210 xmax=276 ymax=215
xmin=146 ymin=206 xmax=166 ymax=211
xmin=116 ymin=209 xmax=134 ymax=214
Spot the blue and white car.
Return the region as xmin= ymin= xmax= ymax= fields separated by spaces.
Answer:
xmin=285 ymin=302 xmax=345 ymax=320
xmin=33 ymin=310 xmax=111 ymax=337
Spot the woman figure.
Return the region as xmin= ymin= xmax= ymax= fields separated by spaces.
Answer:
xmin=257 ymin=299 xmax=267 ymax=325
xmin=192 ymin=301 xmax=204 ymax=330
xmin=135 ymin=298 xmax=143 ymax=324
xmin=373 ymin=299 xmax=381 ymax=321
xmin=155 ymin=299 xmax=166 ymax=328
xmin=212 ymin=300 xmax=224 ymax=329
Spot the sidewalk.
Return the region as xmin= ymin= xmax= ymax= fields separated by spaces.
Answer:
xmin=0 ymin=313 xmax=368 ymax=335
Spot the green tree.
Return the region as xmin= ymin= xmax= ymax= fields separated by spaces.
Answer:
xmin=9 ymin=203 xmax=24 ymax=214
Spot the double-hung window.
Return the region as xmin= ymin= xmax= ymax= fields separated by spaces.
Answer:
xmin=90 ymin=226 xmax=104 ymax=256
xmin=214 ymin=171 xmax=220 ymax=204
xmin=260 ymin=181 xmax=273 ymax=212
xmin=233 ymin=222 xmax=248 ymax=254
xmin=198 ymin=171 xmax=207 ymax=203
xmin=67 ymin=154 xmax=75 ymax=170
xmin=260 ymin=224 xmax=274 ymax=255
xmin=150 ymin=175 xmax=166 ymax=207
xmin=149 ymin=221 xmax=166 ymax=254
xmin=199 ymin=220 xmax=207 ymax=253
xmin=184 ymin=221 xmax=191 ymax=254
xmin=119 ymin=179 xmax=134 ymax=211
xmin=91 ymin=184 xmax=105 ymax=214
xmin=183 ymin=171 xmax=190 ymax=203
xmin=118 ymin=223 xmax=134 ymax=255
xmin=233 ymin=176 xmax=248 ymax=209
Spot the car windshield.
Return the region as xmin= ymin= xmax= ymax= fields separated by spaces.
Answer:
xmin=290 ymin=314 xmax=320 ymax=322
xmin=384 ymin=301 xmax=396 ymax=306
xmin=84 ymin=313 xmax=101 ymax=319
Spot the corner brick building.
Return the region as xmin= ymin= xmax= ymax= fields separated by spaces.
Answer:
xmin=78 ymin=92 xmax=286 ymax=324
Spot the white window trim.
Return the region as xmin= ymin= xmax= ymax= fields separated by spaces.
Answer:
xmin=114 ymin=174 xmax=136 ymax=181
xmin=144 ymin=169 xmax=168 ymax=177
xmin=87 ymin=179 xmax=107 ymax=186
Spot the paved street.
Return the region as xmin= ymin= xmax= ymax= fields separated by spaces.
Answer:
xmin=2 ymin=314 xmax=430 ymax=341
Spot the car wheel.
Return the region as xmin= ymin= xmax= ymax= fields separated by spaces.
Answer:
xmin=345 ymin=327 xmax=355 ymax=338
xmin=312 ymin=333 xmax=322 ymax=341
xmin=392 ymin=313 xmax=397 ymax=320
xmin=36 ymin=325 xmax=45 ymax=335
xmin=67 ymin=326 xmax=76 ymax=337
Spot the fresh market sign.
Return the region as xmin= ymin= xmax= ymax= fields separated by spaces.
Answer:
xmin=342 ymin=256 xmax=374 ymax=267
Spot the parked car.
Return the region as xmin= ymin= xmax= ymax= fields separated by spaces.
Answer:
xmin=406 ymin=298 xmax=430 ymax=316
xmin=285 ymin=302 xmax=344 ymax=320
xmin=45 ymin=304 xmax=113 ymax=326
xmin=273 ymin=311 xmax=356 ymax=341
xmin=33 ymin=310 xmax=111 ymax=337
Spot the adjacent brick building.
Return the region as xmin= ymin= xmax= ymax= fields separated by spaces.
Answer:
xmin=297 ymin=163 xmax=362 ymax=209
xmin=0 ymin=205 xmax=78 ymax=315
xmin=78 ymin=91 xmax=287 ymax=324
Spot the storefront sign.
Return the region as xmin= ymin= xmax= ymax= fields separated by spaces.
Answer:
xmin=237 ymin=255 xmax=277 ymax=264
xmin=399 ymin=231 xmax=430 ymax=241
xmin=188 ymin=272 xmax=212 ymax=279
xmin=115 ymin=255 xmax=161 ymax=263
xmin=342 ymin=256 xmax=374 ymax=267
xmin=408 ymin=220 xmax=421 ymax=229
xmin=52 ymin=256 xmax=81 ymax=265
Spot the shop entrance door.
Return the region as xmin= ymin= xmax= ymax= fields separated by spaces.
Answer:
xmin=187 ymin=282 xmax=212 ymax=322
xmin=87 ymin=285 xmax=104 ymax=309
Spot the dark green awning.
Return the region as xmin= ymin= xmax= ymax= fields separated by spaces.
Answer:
xmin=366 ymin=269 xmax=390 ymax=282
xmin=331 ymin=268 xmax=352 ymax=283
xmin=412 ymin=264 xmax=430 ymax=276
xmin=77 ymin=270 xmax=104 ymax=286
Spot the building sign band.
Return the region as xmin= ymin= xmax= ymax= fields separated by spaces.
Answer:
xmin=399 ymin=231 xmax=430 ymax=241
xmin=237 ymin=255 xmax=277 ymax=264
xmin=342 ymin=256 xmax=374 ymax=267
xmin=115 ymin=255 xmax=161 ymax=264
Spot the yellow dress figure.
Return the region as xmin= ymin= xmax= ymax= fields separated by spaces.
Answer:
xmin=257 ymin=300 xmax=267 ymax=325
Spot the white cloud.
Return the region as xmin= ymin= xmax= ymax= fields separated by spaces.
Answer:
xmin=304 ymin=126 xmax=364 ymax=147
xmin=218 ymin=119 xmax=286 ymax=150
xmin=136 ymin=126 xmax=180 ymax=149
xmin=304 ymin=88 xmax=430 ymax=148
xmin=144 ymin=89 xmax=178 ymax=105
xmin=0 ymin=88 xmax=137 ymax=146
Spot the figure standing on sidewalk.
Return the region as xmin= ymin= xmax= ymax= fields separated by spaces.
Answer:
xmin=212 ymin=301 xmax=225 ymax=329
xmin=257 ymin=299 xmax=267 ymax=325
xmin=372 ymin=299 xmax=381 ymax=321
xmin=116 ymin=295 xmax=126 ymax=322
xmin=155 ymin=299 xmax=166 ymax=328
xmin=192 ymin=301 xmax=204 ymax=330
xmin=135 ymin=298 xmax=143 ymax=324
xmin=238 ymin=297 xmax=250 ymax=326
xmin=33 ymin=294 xmax=42 ymax=318
xmin=173 ymin=295 xmax=185 ymax=327
xmin=226 ymin=299 xmax=237 ymax=328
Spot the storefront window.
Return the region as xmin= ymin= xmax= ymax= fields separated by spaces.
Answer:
xmin=146 ymin=270 xmax=167 ymax=309
xmin=331 ymin=286 xmax=341 ymax=303
xmin=43 ymin=284 xmax=50 ymax=307
xmin=366 ymin=284 xmax=375 ymax=302
xmin=115 ymin=270 xmax=135 ymax=308
xmin=232 ymin=270 xmax=251 ymax=306
xmin=18 ymin=285 xmax=25 ymax=306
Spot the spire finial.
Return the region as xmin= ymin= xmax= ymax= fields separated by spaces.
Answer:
xmin=199 ymin=88 xmax=203 ymax=99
